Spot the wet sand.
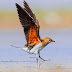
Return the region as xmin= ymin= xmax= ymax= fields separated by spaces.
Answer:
xmin=4 ymin=68 xmax=72 ymax=72
xmin=0 ymin=28 xmax=72 ymax=72
xmin=0 ymin=61 xmax=72 ymax=72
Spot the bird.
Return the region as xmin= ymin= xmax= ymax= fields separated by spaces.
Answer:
xmin=15 ymin=1 xmax=55 ymax=63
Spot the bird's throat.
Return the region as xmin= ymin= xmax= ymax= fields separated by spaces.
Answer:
xmin=41 ymin=41 xmax=48 ymax=48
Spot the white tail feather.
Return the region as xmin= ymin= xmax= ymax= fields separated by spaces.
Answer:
xmin=11 ymin=45 xmax=29 ymax=52
xmin=19 ymin=48 xmax=28 ymax=52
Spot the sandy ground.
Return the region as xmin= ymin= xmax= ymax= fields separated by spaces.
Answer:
xmin=2 ymin=67 xmax=72 ymax=72
xmin=5 ymin=69 xmax=72 ymax=72
xmin=0 ymin=28 xmax=72 ymax=72
xmin=0 ymin=62 xmax=72 ymax=72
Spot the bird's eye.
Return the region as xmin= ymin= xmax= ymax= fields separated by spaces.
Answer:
xmin=49 ymin=39 xmax=51 ymax=42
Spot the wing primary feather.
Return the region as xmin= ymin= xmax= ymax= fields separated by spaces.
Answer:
xmin=16 ymin=3 xmax=33 ymax=20
xmin=23 ymin=1 xmax=34 ymax=16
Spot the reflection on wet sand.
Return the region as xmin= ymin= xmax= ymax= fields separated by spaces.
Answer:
xmin=0 ymin=61 xmax=72 ymax=72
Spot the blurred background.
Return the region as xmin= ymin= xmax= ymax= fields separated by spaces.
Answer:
xmin=0 ymin=0 xmax=72 ymax=30
xmin=0 ymin=0 xmax=72 ymax=71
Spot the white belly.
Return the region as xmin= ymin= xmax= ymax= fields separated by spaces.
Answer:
xmin=19 ymin=43 xmax=43 ymax=54
xmin=30 ymin=43 xmax=43 ymax=54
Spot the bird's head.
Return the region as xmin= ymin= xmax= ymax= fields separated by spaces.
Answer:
xmin=44 ymin=37 xmax=55 ymax=44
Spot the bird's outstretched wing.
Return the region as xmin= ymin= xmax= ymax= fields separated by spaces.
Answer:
xmin=16 ymin=2 xmax=41 ymax=50
xmin=23 ymin=1 xmax=35 ymax=19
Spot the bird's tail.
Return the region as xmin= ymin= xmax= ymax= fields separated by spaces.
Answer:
xmin=11 ymin=45 xmax=21 ymax=48
xmin=11 ymin=45 xmax=28 ymax=52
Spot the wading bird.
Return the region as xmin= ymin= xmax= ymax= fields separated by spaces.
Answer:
xmin=15 ymin=1 xmax=55 ymax=63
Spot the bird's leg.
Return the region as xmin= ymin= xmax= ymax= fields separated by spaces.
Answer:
xmin=39 ymin=52 xmax=46 ymax=61
xmin=36 ymin=53 xmax=38 ymax=65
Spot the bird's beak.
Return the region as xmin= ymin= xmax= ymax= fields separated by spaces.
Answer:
xmin=53 ymin=40 xmax=55 ymax=42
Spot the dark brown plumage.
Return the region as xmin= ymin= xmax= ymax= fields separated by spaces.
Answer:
xmin=16 ymin=1 xmax=42 ymax=50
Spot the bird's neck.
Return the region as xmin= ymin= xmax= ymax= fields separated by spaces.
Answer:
xmin=41 ymin=39 xmax=48 ymax=48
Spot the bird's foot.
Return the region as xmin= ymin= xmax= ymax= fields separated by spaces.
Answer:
xmin=39 ymin=56 xmax=47 ymax=61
